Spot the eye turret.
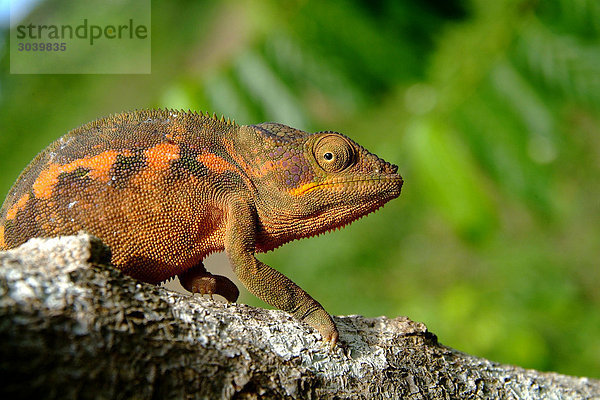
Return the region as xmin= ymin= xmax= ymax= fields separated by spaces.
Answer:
xmin=314 ymin=134 xmax=355 ymax=172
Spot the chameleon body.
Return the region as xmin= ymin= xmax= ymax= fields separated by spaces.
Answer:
xmin=0 ymin=110 xmax=403 ymax=346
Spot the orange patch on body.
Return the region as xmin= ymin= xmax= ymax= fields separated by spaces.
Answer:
xmin=6 ymin=193 xmax=31 ymax=220
xmin=145 ymin=143 xmax=180 ymax=171
xmin=197 ymin=153 xmax=237 ymax=174
xmin=32 ymin=151 xmax=121 ymax=199
xmin=0 ymin=225 xmax=6 ymax=249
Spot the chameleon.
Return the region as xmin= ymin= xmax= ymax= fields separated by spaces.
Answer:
xmin=0 ymin=109 xmax=403 ymax=347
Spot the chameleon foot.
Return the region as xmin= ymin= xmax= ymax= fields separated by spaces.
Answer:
xmin=323 ymin=327 xmax=339 ymax=350
xmin=179 ymin=267 xmax=239 ymax=303
xmin=299 ymin=307 xmax=339 ymax=349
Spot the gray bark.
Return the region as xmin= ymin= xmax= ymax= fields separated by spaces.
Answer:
xmin=0 ymin=234 xmax=598 ymax=400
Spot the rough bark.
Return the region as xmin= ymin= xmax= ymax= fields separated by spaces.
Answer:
xmin=0 ymin=234 xmax=598 ymax=399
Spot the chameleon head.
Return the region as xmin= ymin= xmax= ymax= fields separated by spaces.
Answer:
xmin=240 ymin=123 xmax=403 ymax=248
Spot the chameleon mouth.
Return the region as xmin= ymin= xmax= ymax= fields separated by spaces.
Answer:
xmin=289 ymin=176 xmax=403 ymax=196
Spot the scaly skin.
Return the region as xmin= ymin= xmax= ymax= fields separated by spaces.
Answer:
xmin=0 ymin=110 xmax=403 ymax=347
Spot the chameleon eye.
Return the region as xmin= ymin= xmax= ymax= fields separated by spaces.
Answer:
xmin=314 ymin=134 xmax=355 ymax=172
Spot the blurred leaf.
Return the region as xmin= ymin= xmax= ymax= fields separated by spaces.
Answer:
xmin=234 ymin=49 xmax=308 ymax=128
xmin=406 ymin=118 xmax=497 ymax=242
xmin=516 ymin=20 xmax=600 ymax=108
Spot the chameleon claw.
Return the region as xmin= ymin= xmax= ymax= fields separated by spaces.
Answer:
xmin=298 ymin=305 xmax=340 ymax=350
xmin=328 ymin=331 xmax=339 ymax=351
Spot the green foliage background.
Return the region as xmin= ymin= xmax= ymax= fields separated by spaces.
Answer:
xmin=1 ymin=0 xmax=599 ymax=378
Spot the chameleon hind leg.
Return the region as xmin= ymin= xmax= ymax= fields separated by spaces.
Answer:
xmin=179 ymin=262 xmax=240 ymax=303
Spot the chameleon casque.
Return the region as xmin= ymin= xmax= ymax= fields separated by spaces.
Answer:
xmin=0 ymin=109 xmax=403 ymax=347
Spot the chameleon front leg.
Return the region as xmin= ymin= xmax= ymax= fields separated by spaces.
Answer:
xmin=179 ymin=262 xmax=240 ymax=303
xmin=225 ymin=201 xmax=339 ymax=348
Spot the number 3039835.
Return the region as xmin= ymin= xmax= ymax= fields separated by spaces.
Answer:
xmin=17 ymin=42 xmax=66 ymax=51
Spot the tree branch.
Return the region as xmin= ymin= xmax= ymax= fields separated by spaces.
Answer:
xmin=0 ymin=234 xmax=598 ymax=399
